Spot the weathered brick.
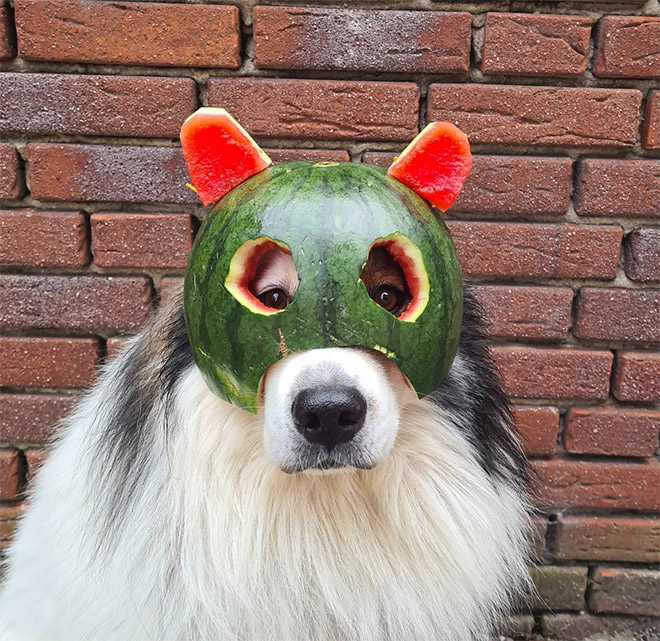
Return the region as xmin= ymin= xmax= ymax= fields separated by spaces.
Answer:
xmin=492 ymin=346 xmax=613 ymax=401
xmin=0 ymin=275 xmax=152 ymax=330
xmin=574 ymin=159 xmax=660 ymax=218
xmin=499 ymin=615 xmax=534 ymax=638
xmin=26 ymin=144 xmax=195 ymax=204
xmin=254 ymin=7 xmax=470 ymax=73
xmin=105 ymin=336 xmax=130 ymax=360
xmin=266 ymin=149 xmax=350 ymax=163
xmin=25 ymin=448 xmax=48 ymax=482
xmin=0 ymin=210 xmax=88 ymax=267
xmin=0 ymin=505 xmax=25 ymax=543
xmin=160 ymin=277 xmax=184 ymax=307
xmin=625 ymin=227 xmax=660 ymax=282
xmin=530 ymin=565 xmax=588 ymax=611
xmin=0 ymin=3 xmax=15 ymax=59
xmin=447 ymin=222 xmax=621 ymax=280
xmin=208 ymin=78 xmax=419 ymax=141
xmin=541 ymin=614 xmax=660 ymax=640
xmin=15 ymin=0 xmax=240 ymax=68
xmin=513 ymin=406 xmax=559 ymax=457
xmin=428 ymin=85 xmax=641 ymax=148
xmin=613 ymin=351 xmax=660 ymax=402
xmin=589 ymin=568 xmax=660 ymax=616
xmin=594 ymin=17 xmax=660 ymax=79
xmin=0 ymin=450 xmax=21 ymax=500
xmin=564 ymin=407 xmax=660 ymax=458
xmin=91 ymin=214 xmax=192 ymax=269
xmin=553 ymin=516 xmax=660 ymax=563
xmin=642 ymin=91 xmax=659 ymax=150
xmin=0 ymin=394 xmax=78 ymax=443
xmin=472 ymin=285 xmax=573 ymax=341
xmin=0 ymin=73 xmax=196 ymax=138
xmin=574 ymin=288 xmax=660 ymax=343
xmin=532 ymin=460 xmax=660 ymax=511
xmin=0 ymin=337 xmax=99 ymax=389
xmin=482 ymin=13 xmax=591 ymax=77
xmin=0 ymin=144 xmax=24 ymax=200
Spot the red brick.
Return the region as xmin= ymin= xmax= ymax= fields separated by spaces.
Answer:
xmin=0 ymin=3 xmax=15 ymax=59
xmin=531 ymin=515 xmax=548 ymax=561
xmin=472 ymin=285 xmax=573 ymax=341
xmin=541 ymin=614 xmax=660 ymax=640
xmin=553 ymin=515 xmax=660 ymax=562
xmin=26 ymin=144 xmax=195 ymax=204
xmin=642 ymin=91 xmax=659 ymax=150
xmin=91 ymin=214 xmax=192 ymax=269
xmin=613 ymin=351 xmax=660 ymax=402
xmin=24 ymin=448 xmax=48 ymax=482
xmin=105 ymin=336 xmax=130 ymax=360
xmin=254 ymin=7 xmax=470 ymax=74
xmin=428 ymin=85 xmax=641 ymax=148
xmin=266 ymin=149 xmax=350 ymax=163
xmin=0 ymin=337 xmax=99 ymax=389
xmin=529 ymin=565 xmax=588 ymax=611
xmin=564 ymin=407 xmax=660 ymax=458
xmin=574 ymin=159 xmax=660 ymax=218
xmin=532 ymin=459 xmax=660 ymax=511
xmin=447 ymin=222 xmax=622 ymax=280
xmin=513 ymin=406 xmax=559 ymax=457
xmin=574 ymin=288 xmax=660 ymax=343
xmin=0 ymin=275 xmax=152 ymax=330
xmin=0 ymin=450 xmax=21 ymax=499
xmin=0 ymin=210 xmax=88 ymax=267
xmin=15 ymin=0 xmax=240 ymax=68
xmin=0 ymin=144 xmax=24 ymax=200
xmin=208 ymin=78 xmax=419 ymax=141
xmin=492 ymin=346 xmax=613 ymax=401
xmin=625 ymin=227 xmax=660 ymax=282
xmin=0 ymin=73 xmax=196 ymax=138
xmin=0 ymin=394 xmax=78 ymax=443
xmin=482 ymin=13 xmax=591 ymax=77
xmin=0 ymin=505 xmax=25 ymax=542
xmin=594 ymin=17 xmax=660 ymax=79
xmin=160 ymin=277 xmax=184 ymax=307
xmin=589 ymin=568 xmax=660 ymax=616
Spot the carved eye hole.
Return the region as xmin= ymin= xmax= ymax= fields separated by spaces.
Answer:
xmin=360 ymin=246 xmax=412 ymax=317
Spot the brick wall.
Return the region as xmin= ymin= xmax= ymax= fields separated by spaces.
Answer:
xmin=0 ymin=0 xmax=658 ymax=638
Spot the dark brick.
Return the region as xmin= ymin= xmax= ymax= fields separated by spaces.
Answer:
xmin=428 ymin=85 xmax=641 ymax=148
xmin=529 ymin=565 xmax=588 ymax=611
xmin=0 ymin=144 xmax=24 ymax=200
xmin=266 ymin=149 xmax=350 ymax=163
xmin=492 ymin=346 xmax=613 ymax=401
xmin=0 ymin=73 xmax=196 ymax=138
xmin=594 ymin=17 xmax=660 ymax=78
xmin=0 ymin=337 xmax=99 ymax=388
xmin=574 ymin=288 xmax=660 ymax=343
xmin=513 ymin=406 xmax=559 ymax=457
xmin=447 ymin=222 xmax=622 ymax=280
xmin=482 ymin=13 xmax=591 ymax=77
xmin=26 ymin=144 xmax=195 ymax=204
xmin=625 ymin=227 xmax=660 ymax=282
xmin=0 ymin=394 xmax=78 ymax=443
xmin=531 ymin=516 xmax=549 ymax=561
xmin=541 ymin=614 xmax=660 ymax=640
xmin=0 ymin=505 xmax=25 ymax=544
xmin=574 ymin=159 xmax=660 ymax=218
xmin=0 ymin=450 xmax=20 ymax=500
xmin=0 ymin=275 xmax=152 ymax=330
xmin=254 ymin=7 xmax=470 ymax=73
xmin=472 ymin=285 xmax=573 ymax=341
xmin=564 ymin=407 xmax=660 ymax=458
xmin=15 ymin=0 xmax=240 ymax=68
xmin=589 ymin=568 xmax=660 ymax=616
xmin=642 ymin=91 xmax=659 ymax=150
xmin=91 ymin=213 xmax=192 ymax=269
xmin=0 ymin=3 xmax=15 ymax=60
xmin=0 ymin=210 xmax=88 ymax=267
xmin=613 ymin=351 xmax=660 ymax=402
xmin=499 ymin=615 xmax=534 ymax=638
xmin=553 ymin=516 xmax=660 ymax=563
xmin=532 ymin=460 xmax=660 ymax=512
xmin=208 ymin=78 xmax=419 ymax=141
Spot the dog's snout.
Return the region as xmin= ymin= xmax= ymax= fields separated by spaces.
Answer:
xmin=292 ymin=385 xmax=367 ymax=451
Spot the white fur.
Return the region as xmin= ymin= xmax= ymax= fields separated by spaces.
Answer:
xmin=0 ymin=342 xmax=530 ymax=641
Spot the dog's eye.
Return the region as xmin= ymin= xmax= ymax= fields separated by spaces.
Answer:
xmin=373 ymin=285 xmax=402 ymax=313
xmin=360 ymin=246 xmax=412 ymax=318
xmin=259 ymin=288 xmax=288 ymax=310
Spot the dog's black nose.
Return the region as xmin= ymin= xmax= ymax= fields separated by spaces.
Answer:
xmin=292 ymin=385 xmax=367 ymax=451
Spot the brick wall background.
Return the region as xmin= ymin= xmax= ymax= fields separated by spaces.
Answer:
xmin=0 ymin=0 xmax=658 ymax=638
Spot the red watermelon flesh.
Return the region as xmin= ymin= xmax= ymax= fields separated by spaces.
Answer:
xmin=180 ymin=108 xmax=272 ymax=206
xmin=388 ymin=122 xmax=473 ymax=213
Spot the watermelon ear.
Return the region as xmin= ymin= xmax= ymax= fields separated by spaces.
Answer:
xmin=180 ymin=107 xmax=272 ymax=206
xmin=387 ymin=122 xmax=473 ymax=213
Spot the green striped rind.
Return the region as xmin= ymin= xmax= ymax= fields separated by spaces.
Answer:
xmin=184 ymin=162 xmax=462 ymax=410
